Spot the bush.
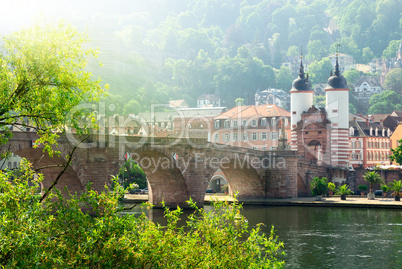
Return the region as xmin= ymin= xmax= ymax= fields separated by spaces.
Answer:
xmin=0 ymin=160 xmax=285 ymax=268
xmin=358 ymin=185 xmax=368 ymax=192
xmin=310 ymin=177 xmax=328 ymax=196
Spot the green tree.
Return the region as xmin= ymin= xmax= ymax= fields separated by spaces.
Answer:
xmin=363 ymin=171 xmax=384 ymax=197
xmin=118 ymin=160 xmax=147 ymax=189
xmin=275 ymin=66 xmax=293 ymax=91
xmin=343 ymin=69 xmax=361 ymax=85
xmin=308 ymin=58 xmax=333 ymax=84
xmin=390 ymin=139 xmax=402 ymax=165
xmin=382 ymin=40 xmax=401 ymax=59
xmin=286 ymin=45 xmax=299 ymax=56
xmin=123 ymin=99 xmax=142 ymax=115
xmin=310 ymin=177 xmax=328 ymax=197
xmin=361 ymin=47 xmax=375 ymax=64
xmin=388 ymin=179 xmax=402 ymax=201
xmin=307 ymin=40 xmax=328 ymax=61
xmin=0 ymin=23 xmax=106 ymax=147
xmin=383 ymin=68 xmax=402 ymax=93
xmin=335 ymin=184 xmax=353 ymax=200
xmin=368 ymin=90 xmax=402 ymax=114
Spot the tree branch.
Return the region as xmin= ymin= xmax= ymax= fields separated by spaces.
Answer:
xmin=39 ymin=134 xmax=89 ymax=203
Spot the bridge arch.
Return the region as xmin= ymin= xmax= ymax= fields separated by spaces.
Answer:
xmin=133 ymin=150 xmax=189 ymax=208
xmin=218 ymin=158 xmax=265 ymax=198
xmin=11 ymin=147 xmax=84 ymax=195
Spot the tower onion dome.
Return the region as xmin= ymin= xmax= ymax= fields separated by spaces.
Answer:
xmin=326 ymin=54 xmax=349 ymax=90
xmin=290 ymin=56 xmax=312 ymax=92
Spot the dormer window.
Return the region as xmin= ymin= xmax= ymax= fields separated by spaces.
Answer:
xmin=214 ymin=120 xmax=220 ymax=129
xmin=261 ymin=118 xmax=267 ymax=127
xmin=349 ymin=127 xmax=354 ymax=136
xmin=370 ymin=127 xmax=373 ymax=136
xmin=271 ymin=117 xmax=277 ymax=127
xmin=375 ymin=127 xmax=378 ymax=136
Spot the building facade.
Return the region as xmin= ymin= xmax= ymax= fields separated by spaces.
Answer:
xmin=209 ymin=104 xmax=291 ymax=151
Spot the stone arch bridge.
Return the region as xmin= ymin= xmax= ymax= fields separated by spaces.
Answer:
xmin=3 ymin=132 xmax=298 ymax=207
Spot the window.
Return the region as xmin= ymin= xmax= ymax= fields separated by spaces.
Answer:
xmin=242 ymin=120 xmax=247 ymax=127
xmin=233 ymin=120 xmax=238 ymax=128
xmin=261 ymin=132 xmax=267 ymax=141
xmin=251 ymin=120 xmax=257 ymax=127
xmin=214 ymin=120 xmax=220 ymax=129
xmin=261 ymin=146 xmax=267 ymax=151
xmin=332 ymin=109 xmax=338 ymax=113
xmin=224 ymin=133 xmax=229 ymax=142
xmin=261 ymin=118 xmax=267 ymax=127
xmin=252 ymin=132 xmax=257 ymax=141
xmin=224 ymin=120 xmax=230 ymax=128
xmin=292 ymin=111 xmax=296 ymax=114
xmin=271 ymin=117 xmax=277 ymax=127
xmin=270 ymin=132 xmax=278 ymax=140
xmin=233 ymin=132 xmax=238 ymax=141
xmin=243 ymin=132 xmax=248 ymax=141
xmin=252 ymin=147 xmax=258 ymax=150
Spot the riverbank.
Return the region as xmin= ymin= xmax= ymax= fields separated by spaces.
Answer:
xmin=124 ymin=193 xmax=402 ymax=209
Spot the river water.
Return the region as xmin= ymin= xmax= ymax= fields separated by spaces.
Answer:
xmin=127 ymin=205 xmax=402 ymax=268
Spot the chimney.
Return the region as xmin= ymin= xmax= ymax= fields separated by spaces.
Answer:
xmin=366 ymin=119 xmax=369 ymax=126
xmin=371 ymin=115 xmax=374 ymax=121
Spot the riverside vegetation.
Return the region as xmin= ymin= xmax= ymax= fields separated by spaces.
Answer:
xmin=0 ymin=160 xmax=285 ymax=268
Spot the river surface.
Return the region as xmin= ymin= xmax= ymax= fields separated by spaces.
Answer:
xmin=126 ymin=205 xmax=402 ymax=269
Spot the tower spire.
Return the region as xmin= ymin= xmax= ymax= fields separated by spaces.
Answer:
xmin=299 ymin=46 xmax=305 ymax=79
xmin=335 ymin=43 xmax=340 ymax=76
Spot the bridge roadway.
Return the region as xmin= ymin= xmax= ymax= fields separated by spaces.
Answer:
xmin=4 ymin=132 xmax=299 ymax=208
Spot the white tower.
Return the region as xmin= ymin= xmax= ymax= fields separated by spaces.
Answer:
xmin=325 ymin=53 xmax=349 ymax=167
xmin=290 ymin=56 xmax=313 ymax=151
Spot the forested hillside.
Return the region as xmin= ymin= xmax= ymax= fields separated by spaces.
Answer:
xmin=66 ymin=0 xmax=401 ymax=114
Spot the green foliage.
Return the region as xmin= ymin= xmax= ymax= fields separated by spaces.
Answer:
xmin=310 ymin=177 xmax=328 ymax=196
xmin=66 ymin=0 xmax=402 ymax=111
xmin=382 ymin=40 xmax=401 ymax=59
xmin=117 ymin=160 xmax=147 ymax=189
xmin=0 ymin=23 xmax=106 ymax=148
xmin=343 ymin=69 xmax=361 ymax=85
xmin=308 ymin=58 xmax=333 ymax=84
xmin=358 ymin=185 xmax=368 ymax=192
xmin=388 ymin=179 xmax=402 ymax=198
xmin=275 ymin=66 xmax=293 ymax=91
xmin=328 ymin=182 xmax=336 ymax=192
xmin=335 ymin=184 xmax=353 ymax=196
xmin=384 ymin=68 xmax=402 ymax=94
xmin=0 ymin=164 xmax=285 ymax=268
xmin=390 ymin=139 xmax=402 ymax=166
xmin=368 ymin=90 xmax=402 ymax=114
xmin=363 ymin=171 xmax=384 ymax=194
xmin=381 ymin=184 xmax=389 ymax=193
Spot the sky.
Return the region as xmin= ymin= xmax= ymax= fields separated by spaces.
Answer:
xmin=0 ymin=0 xmax=124 ymax=34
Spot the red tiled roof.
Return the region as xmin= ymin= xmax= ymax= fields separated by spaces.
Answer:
xmin=214 ymin=104 xmax=290 ymax=120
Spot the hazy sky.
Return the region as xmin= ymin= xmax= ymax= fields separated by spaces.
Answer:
xmin=0 ymin=0 xmax=128 ymax=34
